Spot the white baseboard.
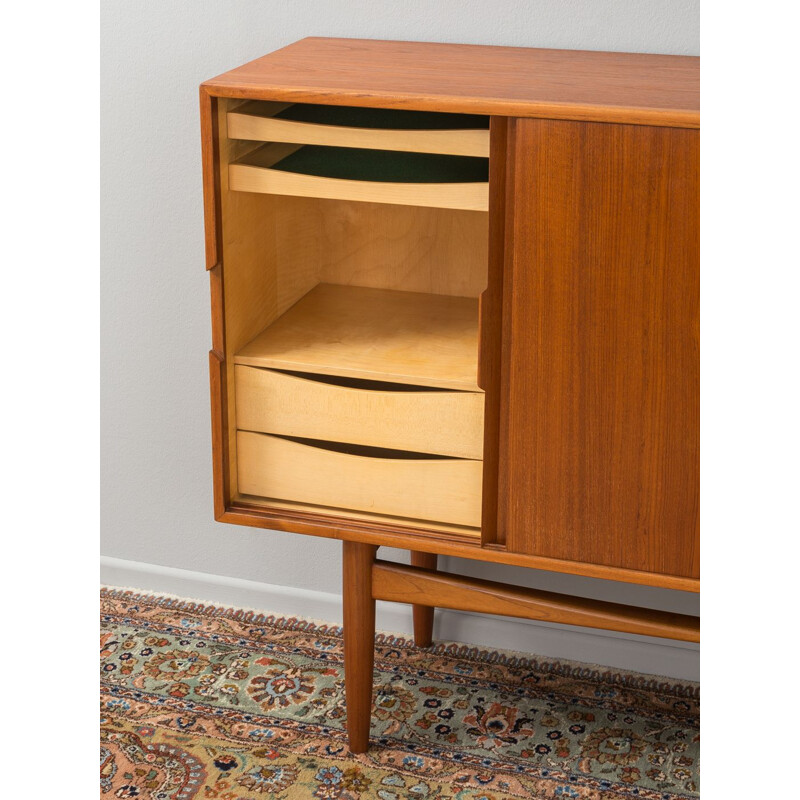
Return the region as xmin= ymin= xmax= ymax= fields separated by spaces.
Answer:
xmin=100 ymin=556 xmax=699 ymax=682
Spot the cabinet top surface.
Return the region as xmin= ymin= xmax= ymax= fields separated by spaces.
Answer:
xmin=202 ymin=37 xmax=699 ymax=128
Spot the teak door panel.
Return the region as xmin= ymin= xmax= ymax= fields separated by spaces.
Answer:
xmin=498 ymin=118 xmax=699 ymax=578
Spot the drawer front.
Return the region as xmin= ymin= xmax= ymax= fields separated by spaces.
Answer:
xmin=227 ymin=102 xmax=490 ymax=157
xmin=237 ymin=431 xmax=483 ymax=528
xmin=235 ymin=367 xmax=484 ymax=460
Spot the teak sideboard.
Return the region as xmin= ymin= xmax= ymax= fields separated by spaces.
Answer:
xmin=200 ymin=37 xmax=700 ymax=753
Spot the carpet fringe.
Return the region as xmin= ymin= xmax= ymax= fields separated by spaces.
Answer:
xmin=100 ymin=585 xmax=699 ymax=700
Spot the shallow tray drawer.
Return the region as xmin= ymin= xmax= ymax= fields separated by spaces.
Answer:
xmin=235 ymin=367 xmax=484 ymax=460
xmin=229 ymin=144 xmax=489 ymax=211
xmin=237 ymin=431 xmax=483 ymax=528
xmin=227 ymin=101 xmax=490 ymax=157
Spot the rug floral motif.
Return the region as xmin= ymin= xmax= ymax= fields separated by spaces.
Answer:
xmin=100 ymin=588 xmax=699 ymax=799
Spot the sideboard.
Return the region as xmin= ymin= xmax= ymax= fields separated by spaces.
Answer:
xmin=200 ymin=37 xmax=700 ymax=753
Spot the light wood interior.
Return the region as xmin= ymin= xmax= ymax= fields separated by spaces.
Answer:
xmin=237 ymin=432 xmax=483 ymax=528
xmin=297 ymin=199 xmax=488 ymax=297
xmin=217 ymin=97 xmax=489 ymax=533
xmin=228 ymin=100 xmax=491 ymax=157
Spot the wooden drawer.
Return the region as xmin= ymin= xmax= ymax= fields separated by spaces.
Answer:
xmin=235 ymin=367 xmax=484 ymax=460
xmin=237 ymin=431 xmax=483 ymax=528
xmin=227 ymin=101 xmax=490 ymax=157
xmin=229 ymin=143 xmax=489 ymax=211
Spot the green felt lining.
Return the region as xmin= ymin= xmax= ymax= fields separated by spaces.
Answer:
xmin=274 ymin=103 xmax=489 ymax=131
xmin=270 ymin=146 xmax=488 ymax=183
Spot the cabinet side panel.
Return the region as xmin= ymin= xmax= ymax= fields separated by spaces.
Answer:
xmin=501 ymin=119 xmax=699 ymax=578
xmin=201 ymin=91 xmax=230 ymax=513
xmin=200 ymin=88 xmax=220 ymax=271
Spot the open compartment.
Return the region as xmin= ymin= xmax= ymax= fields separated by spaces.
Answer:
xmin=217 ymin=98 xmax=489 ymax=535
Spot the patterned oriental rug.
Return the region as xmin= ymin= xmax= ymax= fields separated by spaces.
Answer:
xmin=100 ymin=588 xmax=699 ymax=799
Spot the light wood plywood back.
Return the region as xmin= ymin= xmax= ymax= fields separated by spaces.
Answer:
xmin=316 ymin=200 xmax=487 ymax=297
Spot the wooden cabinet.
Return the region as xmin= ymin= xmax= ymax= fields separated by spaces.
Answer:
xmin=201 ymin=37 xmax=699 ymax=753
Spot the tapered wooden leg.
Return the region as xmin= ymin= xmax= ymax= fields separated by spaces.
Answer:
xmin=342 ymin=541 xmax=377 ymax=753
xmin=410 ymin=551 xmax=437 ymax=647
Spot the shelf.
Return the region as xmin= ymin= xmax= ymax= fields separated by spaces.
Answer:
xmin=228 ymin=144 xmax=489 ymax=210
xmin=234 ymin=284 xmax=481 ymax=391
xmin=227 ymin=101 xmax=490 ymax=157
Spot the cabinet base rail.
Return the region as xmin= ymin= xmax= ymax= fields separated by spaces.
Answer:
xmin=342 ymin=541 xmax=699 ymax=753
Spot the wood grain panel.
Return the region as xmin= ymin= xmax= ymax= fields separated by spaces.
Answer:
xmin=203 ymin=38 xmax=699 ymax=128
xmin=500 ymin=119 xmax=699 ymax=578
xmin=225 ymin=197 xmax=487 ymax=301
xmin=316 ymin=201 xmax=487 ymax=299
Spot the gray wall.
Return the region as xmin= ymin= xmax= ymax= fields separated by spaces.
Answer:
xmin=101 ymin=1 xmax=699 ymax=661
